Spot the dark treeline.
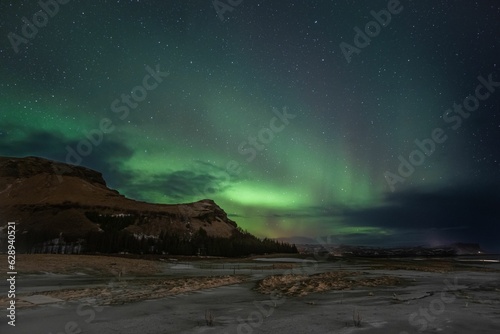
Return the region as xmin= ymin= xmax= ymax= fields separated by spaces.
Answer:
xmin=8 ymin=210 xmax=297 ymax=256
xmin=83 ymin=227 xmax=298 ymax=257
xmin=12 ymin=226 xmax=298 ymax=257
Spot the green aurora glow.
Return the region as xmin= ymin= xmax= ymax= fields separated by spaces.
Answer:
xmin=1 ymin=1 xmax=499 ymax=249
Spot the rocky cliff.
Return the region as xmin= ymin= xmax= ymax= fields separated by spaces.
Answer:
xmin=0 ymin=156 xmax=238 ymax=241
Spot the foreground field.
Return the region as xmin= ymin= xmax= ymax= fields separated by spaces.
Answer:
xmin=7 ymin=254 xmax=163 ymax=276
xmin=0 ymin=254 xmax=499 ymax=333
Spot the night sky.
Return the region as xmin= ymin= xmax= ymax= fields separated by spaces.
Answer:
xmin=1 ymin=1 xmax=499 ymax=251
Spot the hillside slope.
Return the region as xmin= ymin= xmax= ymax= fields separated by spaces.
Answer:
xmin=0 ymin=156 xmax=237 ymax=240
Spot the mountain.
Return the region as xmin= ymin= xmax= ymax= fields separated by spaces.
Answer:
xmin=287 ymin=237 xmax=487 ymax=256
xmin=0 ymin=156 xmax=245 ymax=253
xmin=450 ymin=243 xmax=485 ymax=255
xmin=276 ymin=234 xmax=488 ymax=256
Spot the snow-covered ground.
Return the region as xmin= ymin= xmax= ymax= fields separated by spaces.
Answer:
xmin=1 ymin=260 xmax=499 ymax=333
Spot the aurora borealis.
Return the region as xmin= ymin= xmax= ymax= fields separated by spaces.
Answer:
xmin=1 ymin=1 xmax=499 ymax=250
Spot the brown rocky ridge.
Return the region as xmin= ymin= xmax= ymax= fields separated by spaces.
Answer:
xmin=0 ymin=156 xmax=239 ymax=250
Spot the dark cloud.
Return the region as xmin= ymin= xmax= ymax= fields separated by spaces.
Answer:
xmin=314 ymin=229 xmax=463 ymax=249
xmin=114 ymin=159 xmax=248 ymax=203
xmin=0 ymin=129 xmax=134 ymax=165
xmin=119 ymin=169 xmax=233 ymax=203
xmin=250 ymin=185 xmax=500 ymax=251
xmin=0 ymin=130 xmax=69 ymax=160
xmin=341 ymin=185 xmax=500 ymax=251
xmin=0 ymin=129 xmax=238 ymax=204
xmin=0 ymin=129 xmax=135 ymax=189
xmin=72 ymin=136 xmax=135 ymax=185
xmin=343 ymin=185 xmax=500 ymax=230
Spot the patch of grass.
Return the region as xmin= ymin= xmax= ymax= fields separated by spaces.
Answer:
xmin=205 ymin=309 xmax=214 ymax=326
xmin=256 ymin=271 xmax=402 ymax=297
xmin=352 ymin=309 xmax=362 ymax=327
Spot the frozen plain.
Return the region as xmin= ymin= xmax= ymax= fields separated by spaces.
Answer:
xmin=1 ymin=258 xmax=499 ymax=334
